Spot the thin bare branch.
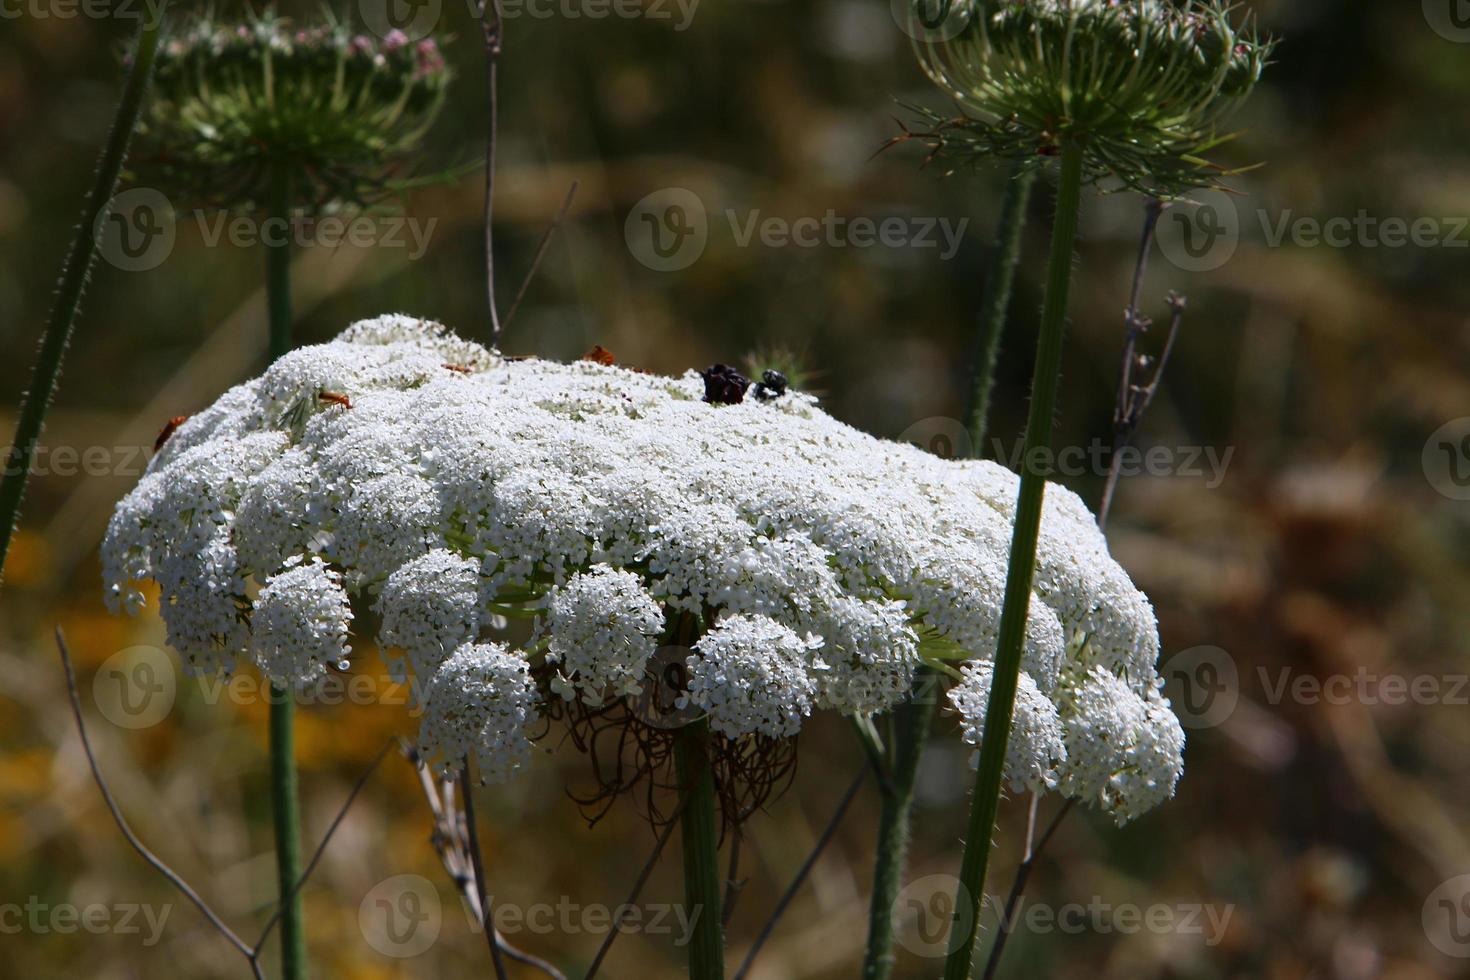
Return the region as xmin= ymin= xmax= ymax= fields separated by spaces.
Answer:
xmin=256 ymin=739 xmax=393 ymax=949
xmin=480 ymin=0 xmax=504 ymax=345
xmin=461 ymin=765 xmax=511 ymax=980
xmin=403 ymin=746 xmax=565 ymax=978
xmin=54 ymin=628 xmax=259 ymax=970
xmin=583 ymin=802 xmax=684 ymax=980
xmin=733 ymin=769 xmax=866 ymax=980
xmin=979 ymin=799 xmax=1074 ymax=980
xmin=503 ymin=180 xmax=580 ymax=330
xmin=1099 ymin=199 xmax=1187 ymax=531
xmin=722 ymin=828 xmax=746 ymax=928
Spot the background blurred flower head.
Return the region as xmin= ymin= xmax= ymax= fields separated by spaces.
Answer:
xmin=130 ymin=9 xmax=450 ymax=213
xmin=908 ymin=0 xmax=1272 ymax=195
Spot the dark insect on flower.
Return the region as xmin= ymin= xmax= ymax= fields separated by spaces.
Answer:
xmin=700 ymin=364 xmax=750 ymax=405
xmin=753 ymin=370 xmax=789 ymax=401
xmin=318 ymin=391 xmax=353 ymax=409
xmin=442 ymin=363 xmax=473 ymax=374
xmin=153 ymin=415 xmax=189 ymax=453
xmin=583 ymin=345 xmax=616 ymax=366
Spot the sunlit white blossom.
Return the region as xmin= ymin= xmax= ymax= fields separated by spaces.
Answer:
xmin=251 ymin=558 xmax=353 ymax=686
xmin=419 ymin=642 xmax=538 ymax=784
xmin=101 ymin=314 xmax=1180 ymax=814
xmin=684 ymin=614 xmax=821 ymax=738
xmin=1055 ymin=667 xmax=1186 ymax=823
xmin=376 ymin=548 xmax=484 ymax=686
xmin=948 ymin=661 xmax=1065 ymax=793
xmin=546 ymin=564 xmax=666 ymax=704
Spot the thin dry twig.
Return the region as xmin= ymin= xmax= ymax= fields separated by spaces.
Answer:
xmin=583 ymin=800 xmax=685 ymax=980
xmin=462 ymin=765 xmax=511 ymax=980
xmin=480 ymin=0 xmax=505 ymax=344
xmin=402 ymin=743 xmax=566 ymax=979
xmin=55 ymin=628 xmax=263 ymax=978
xmin=978 ymin=798 xmax=1074 ymax=980
xmin=256 ymin=739 xmax=394 ymax=949
xmin=503 ymin=180 xmax=580 ymax=330
xmin=1098 ymin=198 xmax=1187 ymax=529
xmin=722 ymin=828 xmax=746 ymax=928
xmin=732 ymin=769 xmax=867 ymax=980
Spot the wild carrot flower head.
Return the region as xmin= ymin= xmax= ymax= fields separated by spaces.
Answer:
xmin=132 ymin=10 xmax=450 ymax=211
xmin=102 ymin=316 xmax=1182 ymax=815
xmin=908 ymin=0 xmax=1272 ymax=195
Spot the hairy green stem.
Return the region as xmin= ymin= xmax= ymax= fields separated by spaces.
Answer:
xmin=0 ymin=10 xmax=167 ymax=587
xmin=942 ymin=142 xmax=1085 ymax=980
xmin=965 ymin=166 xmax=1037 ymax=455
xmin=675 ymin=718 xmax=724 ymax=979
xmin=861 ymin=665 xmax=935 ymax=980
xmin=265 ymin=163 xmax=307 ymax=980
xmin=861 ymin=167 xmax=1035 ymax=980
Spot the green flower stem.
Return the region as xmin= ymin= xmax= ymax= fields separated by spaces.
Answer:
xmin=0 ymin=9 xmax=167 ymax=587
xmin=965 ymin=166 xmax=1036 ymax=454
xmin=861 ymin=664 xmax=935 ymax=980
xmin=265 ymin=162 xmax=307 ymax=980
xmin=860 ymin=167 xmax=1035 ymax=980
xmin=674 ymin=717 xmax=724 ymax=980
xmin=942 ymin=141 xmax=1085 ymax=980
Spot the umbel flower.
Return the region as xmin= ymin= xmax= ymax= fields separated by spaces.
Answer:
xmin=102 ymin=316 xmax=1182 ymax=822
xmin=907 ymin=0 xmax=1272 ymax=195
xmin=131 ymin=10 xmax=449 ymax=211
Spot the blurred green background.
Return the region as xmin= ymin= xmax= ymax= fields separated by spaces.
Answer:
xmin=4 ymin=0 xmax=1470 ymax=977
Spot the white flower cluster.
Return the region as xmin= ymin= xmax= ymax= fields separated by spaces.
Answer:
xmin=102 ymin=315 xmax=1181 ymax=811
xmin=684 ymin=614 xmax=822 ymax=738
xmin=419 ymin=643 xmax=538 ymax=783
xmin=251 ymin=557 xmax=353 ymax=686
xmin=948 ymin=661 xmax=1064 ymax=794
xmin=546 ymin=564 xmax=666 ymax=704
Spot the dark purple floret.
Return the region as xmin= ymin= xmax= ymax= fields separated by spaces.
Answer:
xmin=753 ymin=370 xmax=789 ymax=401
xmin=700 ymin=364 xmax=749 ymax=405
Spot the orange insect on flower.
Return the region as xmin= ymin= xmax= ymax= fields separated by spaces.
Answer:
xmin=583 ymin=345 xmax=616 ymax=366
xmin=153 ymin=415 xmax=189 ymax=453
xmin=442 ymin=363 xmax=473 ymax=374
xmin=318 ymin=391 xmax=353 ymax=409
